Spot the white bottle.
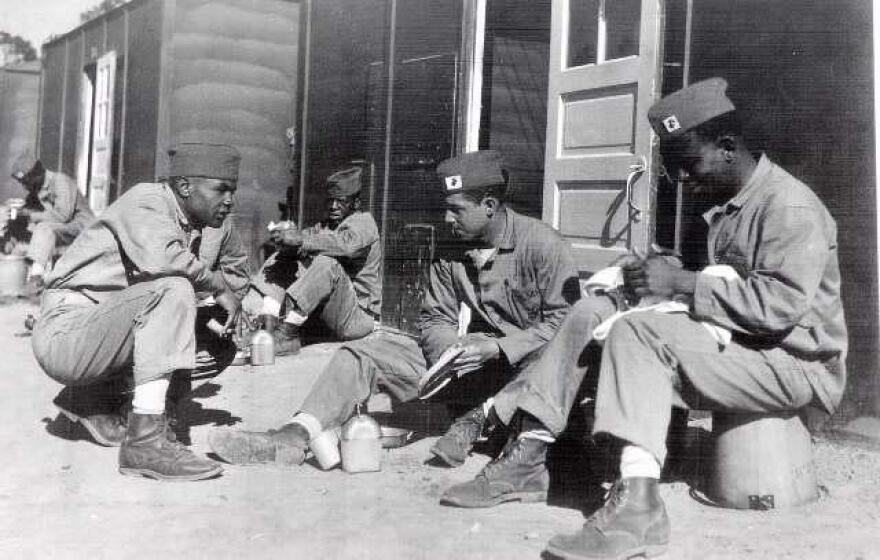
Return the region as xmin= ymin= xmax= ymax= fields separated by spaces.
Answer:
xmin=340 ymin=407 xmax=382 ymax=473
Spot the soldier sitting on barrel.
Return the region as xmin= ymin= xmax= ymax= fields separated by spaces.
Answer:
xmin=544 ymin=78 xmax=847 ymax=560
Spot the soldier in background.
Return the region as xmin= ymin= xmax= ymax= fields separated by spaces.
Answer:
xmin=250 ymin=166 xmax=382 ymax=354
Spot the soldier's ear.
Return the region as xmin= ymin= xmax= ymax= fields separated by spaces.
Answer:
xmin=174 ymin=176 xmax=192 ymax=198
xmin=483 ymin=196 xmax=499 ymax=217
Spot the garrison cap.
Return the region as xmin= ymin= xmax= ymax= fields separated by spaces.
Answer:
xmin=436 ymin=150 xmax=506 ymax=193
xmin=168 ymin=143 xmax=240 ymax=182
xmin=326 ymin=167 xmax=363 ymax=198
xmin=10 ymin=150 xmax=40 ymax=182
xmin=647 ymin=78 xmax=736 ymax=140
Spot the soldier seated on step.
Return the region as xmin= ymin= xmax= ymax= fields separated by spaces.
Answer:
xmin=209 ymin=151 xmax=589 ymax=496
xmin=544 ymin=78 xmax=847 ymax=560
xmin=249 ymin=166 xmax=382 ymax=355
xmin=31 ymin=142 xmax=249 ymax=482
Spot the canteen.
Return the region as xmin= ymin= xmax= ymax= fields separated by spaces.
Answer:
xmin=340 ymin=408 xmax=382 ymax=474
xmin=249 ymin=328 xmax=275 ymax=366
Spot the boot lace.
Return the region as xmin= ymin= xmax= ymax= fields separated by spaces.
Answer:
xmin=479 ymin=436 xmax=524 ymax=480
xmin=586 ymin=480 xmax=628 ymax=528
xmin=448 ymin=409 xmax=485 ymax=448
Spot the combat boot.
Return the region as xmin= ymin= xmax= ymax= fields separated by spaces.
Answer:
xmin=118 ymin=413 xmax=223 ymax=481
xmin=274 ymin=322 xmax=302 ymax=356
xmin=440 ymin=435 xmax=549 ymax=508
xmin=208 ymin=423 xmax=309 ymax=466
xmin=53 ymin=384 xmax=128 ymax=447
xmin=544 ymin=477 xmax=669 ymax=560
xmin=429 ymin=406 xmax=486 ymax=467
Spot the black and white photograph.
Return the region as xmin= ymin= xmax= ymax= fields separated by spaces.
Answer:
xmin=0 ymin=0 xmax=877 ymax=558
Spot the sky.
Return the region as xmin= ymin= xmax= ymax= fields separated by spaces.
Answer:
xmin=1 ymin=0 xmax=100 ymax=53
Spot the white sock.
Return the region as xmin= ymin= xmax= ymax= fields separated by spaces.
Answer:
xmin=289 ymin=412 xmax=322 ymax=440
xmin=284 ymin=309 xmax=308 ymax=326
xmin=261 ymin=296 xmax=282 ymax=317
xmin=620 ymin=444 xmax=662 ymax=479
xmin=482 ymin=397 xmax=495 ymax=418
xmin=131 ymin=378 xmax=170 ymax=415
xmin=520 ymin=430 xmax=556 ymax=443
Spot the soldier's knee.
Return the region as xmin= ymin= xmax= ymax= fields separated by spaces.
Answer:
xmin=571 ymin=295 xmax=616 ymax=326
xmin=310 ymin=254 xmax=344 ymax=275
xmin=151 ymin=277 xmax=197 ymax=307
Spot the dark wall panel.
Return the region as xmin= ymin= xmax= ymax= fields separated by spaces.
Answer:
xmin=304 ymin=0 xmax=390 ymax=227
xmin=123 ymin=0 xmax=163 ymax=188
xmin=39 ymin=44 xmax=66 ymax=170
xmin=61 ymin=33 xmax=83 ymax=176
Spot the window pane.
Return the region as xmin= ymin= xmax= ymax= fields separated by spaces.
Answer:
xmin=606 ymin=0 xmax=642 ymax=60
xmin=568 ymin=0 xmax=599 ymax=67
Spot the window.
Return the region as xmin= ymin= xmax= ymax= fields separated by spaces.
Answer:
xmin=568 ymin=0 xmax=642 ymax=67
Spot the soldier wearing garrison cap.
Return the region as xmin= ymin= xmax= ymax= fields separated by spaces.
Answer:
xmin=250 ymin=165 xmax=382 ymax=354
xmin=546 ymin=78 xmax=847 ymax=560
xmin=32 ymin=142 xmax=250 ymax=482
xmin=210 ymin=150 xmax=582 ymax=483
xmin=6 ymin=151 xmax=93 ymax=291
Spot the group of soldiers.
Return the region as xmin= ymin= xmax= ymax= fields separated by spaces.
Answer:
xmin=21 ymin=78 xmax=846 ymax=559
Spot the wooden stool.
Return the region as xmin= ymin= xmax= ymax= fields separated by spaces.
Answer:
xmin=709 ymin=411 xmax=818 ymax=510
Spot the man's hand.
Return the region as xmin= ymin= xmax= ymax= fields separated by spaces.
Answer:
xmin=214 ymin=290 xmax=242 ymax=335
xmin=622 ymin=255 xmax=697 ymax=300
xmin=270 ymin=222 xmax=303 ymax=248
xmin=451 ymin=338 xmax=501 ymax=377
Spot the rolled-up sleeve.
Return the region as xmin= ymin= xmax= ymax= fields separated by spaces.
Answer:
xmin=693 ymin=204 xmax=831 ymax=336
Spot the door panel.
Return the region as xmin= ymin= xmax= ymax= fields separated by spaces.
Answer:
xmin=543 ymin=0 xmax=664 ymax=273
xmin=89 ymin=51 xmax=117 ymax=214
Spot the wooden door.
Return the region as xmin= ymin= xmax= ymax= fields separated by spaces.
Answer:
xmin=543 ymin=0 xmax=664 ymax=272
xmin=88 ymin=50 xmax=117 ymax=214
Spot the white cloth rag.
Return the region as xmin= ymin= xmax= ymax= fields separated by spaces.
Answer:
xmin=588 ymin=264 xmax=737 ymax=347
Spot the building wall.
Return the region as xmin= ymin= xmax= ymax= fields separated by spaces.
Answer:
xmin=167 ymin=0 xmax=300 ymax=268
xmin=37 ymin=0 xmax=163 ymax=192
xmin=0 ymin=62 xmax=41 ymax=201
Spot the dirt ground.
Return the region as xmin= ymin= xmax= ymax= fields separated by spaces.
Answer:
xmin=1 ymin=298 xmax=879 ymax=560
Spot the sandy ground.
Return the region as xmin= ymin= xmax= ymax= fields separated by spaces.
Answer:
xmin=1 ymin=298 xmax=879 ymax=560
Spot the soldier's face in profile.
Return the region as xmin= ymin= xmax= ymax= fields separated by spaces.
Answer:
xmin=179 ymin=177 xmax=236 ymax=228
xmin=660 ymin=133 xmax=726 ymax=190
xmin=444 ymin=192 xmax=490 ymax=241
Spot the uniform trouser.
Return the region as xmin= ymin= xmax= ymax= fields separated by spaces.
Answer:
xmin=592 ymin=311 xmax=818 ymax=466
xmin=26 ymin=221 xmax=84 ymax=269
xmin=297 ymin=331 xmax=518 ymax=430
xmin=491 ymin=296 xmax=616 ymax=436
xmin=32 ymin=277 xmax=235 ymax=392
xmin=253 ymin=253 xmax=375 ymax=341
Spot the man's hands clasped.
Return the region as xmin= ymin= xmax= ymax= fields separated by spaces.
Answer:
xmin=621 ymin=254 xmax=697 ymax=301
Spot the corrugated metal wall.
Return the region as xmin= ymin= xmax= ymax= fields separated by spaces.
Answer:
xmin=168 ymin=0 xmax=300 ymax=267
